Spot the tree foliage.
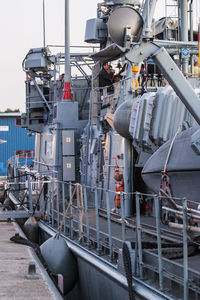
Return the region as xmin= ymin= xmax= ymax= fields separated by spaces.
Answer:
xmin=2 ymin=108 xmax=20 ymax=113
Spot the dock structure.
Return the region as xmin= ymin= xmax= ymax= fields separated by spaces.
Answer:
xmin=0 ymin=221 xmax=61 ymax=300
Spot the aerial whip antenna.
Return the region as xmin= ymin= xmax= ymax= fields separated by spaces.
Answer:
xmin=198 ymin=19 xmax=200 ymax=66
xmin=43 ymin=0 xmax=46 ymax=48
xmin=62 ymin=0 xmax=72 ymax=100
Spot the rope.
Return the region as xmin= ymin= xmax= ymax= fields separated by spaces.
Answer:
xmin=57 ymin=183 xmax=85 ymax=239
xmin=163 ymin=125 xmax=182 ymax=173
xmin=7 ymin=177 xmax=200 ymax=204
xmin=10 ymin=234 xmax=56 ymax=281
xmin=123 ymin=242 xmax=136 ymax=300
xmin=77 ymin=184 xmax=85 ymax=242
xmin=159 ymin=125 xmax=182 ymax=224
xmin=57 ymin=184 xmax=77 ymax=235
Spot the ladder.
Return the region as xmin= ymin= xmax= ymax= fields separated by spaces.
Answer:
xmin=165 ymin=0 xmax=179 ymax=40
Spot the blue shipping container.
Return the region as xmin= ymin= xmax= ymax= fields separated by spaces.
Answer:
xmin=0 ymin=113 xmax=35 ymax=176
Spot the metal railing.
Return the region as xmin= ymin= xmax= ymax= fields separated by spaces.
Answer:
xmin=8 ymin=155 xmax=33 ymax=169
xmin=5 ymin=176 xmax=200 ymax=299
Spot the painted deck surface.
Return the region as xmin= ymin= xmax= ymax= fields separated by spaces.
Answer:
xmin=0 ymin=221 xmax=57 ymax=300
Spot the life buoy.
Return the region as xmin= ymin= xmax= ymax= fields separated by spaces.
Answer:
xmin=131 ymin=79 xmax=139 ymax=91
xmin=113 ymin=157 xmax=124 ymax=209
xmin=114 ymin=179 xmax=124 ymax=208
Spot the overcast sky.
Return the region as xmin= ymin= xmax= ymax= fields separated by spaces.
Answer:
xmin=0 ymin=0 xmax=198 ymax=112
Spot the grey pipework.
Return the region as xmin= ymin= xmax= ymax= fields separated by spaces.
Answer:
xmin=126 ymin=41 xmax=200 ymax=125
xmin=180 ymin=0 xmax=188 ymax=73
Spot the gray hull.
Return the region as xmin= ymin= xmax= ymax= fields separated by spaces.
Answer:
xmin=142 ymin=126 xmax=200 ymax=204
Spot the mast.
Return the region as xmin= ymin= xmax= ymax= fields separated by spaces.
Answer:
xmin=180 ymin=0 xmax=188 ymax=73
xmin=198 ymin=21 xmax=200 ymax=65
xmin=43 ymin=0 xmax=46 ymax=48
xmin=62 ymin=0 xmax=72 ymax=100
xmin=189 ymin=0 xmax=194 ymax=73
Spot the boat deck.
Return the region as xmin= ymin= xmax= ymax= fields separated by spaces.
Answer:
xmin=69 ymin=207 xmax=183 ymax=246
xmin=0 ymin=220 xmax=62 ymax=300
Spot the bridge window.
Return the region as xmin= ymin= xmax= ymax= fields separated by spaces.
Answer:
xmin=15 ymin=150 xmax=34 ymax=158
